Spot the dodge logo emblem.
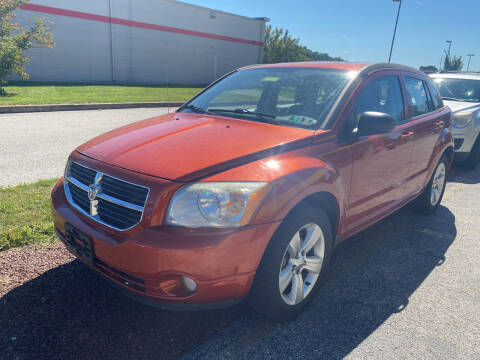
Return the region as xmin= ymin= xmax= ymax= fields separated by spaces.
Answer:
xmin=88 ymin=173 xmax=103 ymax=216
xmin=88 ymin=183 xmax=101 ymax=201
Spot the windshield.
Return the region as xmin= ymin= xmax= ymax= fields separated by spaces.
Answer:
xmin=179 ymin=68 xmax=352 ymax=130
xmin=432 ymin=77 xmax=480 ymax=103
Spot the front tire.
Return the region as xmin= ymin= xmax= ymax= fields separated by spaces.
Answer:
xmin=465 ymin=136 xmax=480 ymax=170
xmin=412 ymin=155 xmax=448 ymax=214
xmin=247 ymin=206 xmax=333 ymax=321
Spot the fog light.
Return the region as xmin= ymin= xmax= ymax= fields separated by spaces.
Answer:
xmin=181 ymin=276 xmax=197 ymax=293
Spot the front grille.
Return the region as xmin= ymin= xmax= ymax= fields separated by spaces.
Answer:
xmin=69 ymin=161 xmax=96 ymax=185
xmin=101 ymin=175 xmax=149 ymax=207
xmin=64 ymin=161 xmax=150 ymax=231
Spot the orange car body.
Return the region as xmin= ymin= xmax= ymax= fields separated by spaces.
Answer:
xmin=51 ymin=62 xmax=453 ymax=309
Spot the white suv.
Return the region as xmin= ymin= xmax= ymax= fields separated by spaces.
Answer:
xmin=430 ymin=73 xmax=480 ymax=168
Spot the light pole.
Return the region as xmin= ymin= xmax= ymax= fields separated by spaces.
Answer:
xmin=446 ymin=40 xmax=452 ymax=56
xmin=443 ymin=40 xmax=452 ymax=70
xmin=388 ymin=0 xmax=402 ymax=63
xmin=467 ymin=54 xmax=475 ymax=71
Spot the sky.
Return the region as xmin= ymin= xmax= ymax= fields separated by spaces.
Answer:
xmin=184 ymin=0 xmax=480 ymax=71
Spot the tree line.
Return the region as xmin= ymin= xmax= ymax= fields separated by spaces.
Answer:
xmin=263 ymin=25 xmax=343 ymax=64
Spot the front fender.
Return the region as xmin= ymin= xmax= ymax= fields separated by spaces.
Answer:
xmin=202 ymin=151 xmax=347 ymax=227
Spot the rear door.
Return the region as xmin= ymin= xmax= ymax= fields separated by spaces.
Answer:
xmin=345 ymin=71 xmax=415 ymax=229
xmin=401 ymin=73 xmax=447 ymax=192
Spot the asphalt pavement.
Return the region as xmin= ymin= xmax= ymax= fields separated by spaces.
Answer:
xmin=0 ymin=108 xmax=479 ymax=358
xmin=0 ymin=108 xmax=173 ymax=187
xmin=184 ymin=165 xmax=480 ymax=359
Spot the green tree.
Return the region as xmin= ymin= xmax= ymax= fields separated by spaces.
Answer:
xmin=419 ymin=65 xmax=438 ymax=73
xmin=443 ymin=51 xmax=463 ymax=71
xmin=0 ymin=0 xmax=54 ymax=94
xmin=263 ymin=25 xmax=342 ymax=64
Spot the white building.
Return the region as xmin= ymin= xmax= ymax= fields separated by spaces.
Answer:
xmin=15 ymin=0 xmax=268 ymax=85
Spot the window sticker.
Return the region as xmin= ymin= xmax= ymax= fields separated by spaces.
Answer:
xmin=262 ymin=76 xmax=280 ymax=82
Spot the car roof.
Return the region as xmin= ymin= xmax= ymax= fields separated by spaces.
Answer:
xmin=430 ymin=73 xmax=480 ymax=80
xmin=240 ymin=61 xmax=423 ymax=75
xmin=241 ymin=61 xmax=371 ymax=71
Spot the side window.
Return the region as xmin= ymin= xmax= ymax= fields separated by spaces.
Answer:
xmin=424 ymin=82 xmax=435 ymax=112
xmin=405 ymin=77 xmax=431 ymax=117
xmin=427 ymin=81 xmax=444 ymax=110
xmin=350 ymin=76 xmax=405 ymax=125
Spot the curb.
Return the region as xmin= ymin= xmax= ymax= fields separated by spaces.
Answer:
xmin=0 ymin=101 xmax=185 ymax=114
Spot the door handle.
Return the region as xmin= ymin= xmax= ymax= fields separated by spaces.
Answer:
xmin=401 ymin=131 xmax=415 ymax=140
xmin=434 ymin=120 xmax=444 ymax=126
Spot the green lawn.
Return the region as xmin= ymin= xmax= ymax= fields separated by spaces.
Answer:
xmin=0 ymin=81 xmax=203 ymax=105
xmin=0 ymin=179 xmax=58 ymax=251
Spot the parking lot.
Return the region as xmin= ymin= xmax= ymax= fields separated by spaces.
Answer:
xmin=1 ymin=108 xmax=479 ymax=358
xmin=0 ymin=108 xmax=171 ymax=187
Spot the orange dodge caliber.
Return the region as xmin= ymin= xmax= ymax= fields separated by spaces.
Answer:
xmin=51 ymin=62 xmax=453 ymax=320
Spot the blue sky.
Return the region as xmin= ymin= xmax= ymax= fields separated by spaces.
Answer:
xmin=185 ymin=0 xmax=480 ymax=71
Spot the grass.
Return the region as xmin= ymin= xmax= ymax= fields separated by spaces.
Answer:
xmin=0 ymin=81 xmax=203 ymax=105
xmin=0 ymin=179 xmax=58 ymax=252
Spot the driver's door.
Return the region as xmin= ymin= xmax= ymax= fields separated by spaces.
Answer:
xmin=344 ymin=71 xmax=415 ymax=231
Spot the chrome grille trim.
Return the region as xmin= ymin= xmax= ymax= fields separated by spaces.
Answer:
xmin=64 ymin=161 xmax=150 ymax=231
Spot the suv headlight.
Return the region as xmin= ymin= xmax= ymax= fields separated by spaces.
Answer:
xmin=453 ymin=111 xmax=473 ymax=128
xmin=165 ymin=182 xmax=271 ymax=227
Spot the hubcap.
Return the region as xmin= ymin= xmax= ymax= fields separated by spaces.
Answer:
xmin=278 ymin=223 xmax=325 ymax=306
xmin=430 ymin=162 xmax=446 ymax=206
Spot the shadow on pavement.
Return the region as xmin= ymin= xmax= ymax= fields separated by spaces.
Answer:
xmin=448 ymin=161 xmax=480 ymax=184
xmin=1 ymin=205 xmax=457 ymax=360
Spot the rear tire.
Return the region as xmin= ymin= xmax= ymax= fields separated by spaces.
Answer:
xmin=247 ymin=206 xmax=333 ymax=321
xmin=465 ymin=136 xmax=480 ymax=170
xmin=412 ymin=155 xmax=448 ymax=214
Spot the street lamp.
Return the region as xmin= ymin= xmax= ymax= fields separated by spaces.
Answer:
xmin=445 ymin=40 xmax=452 ymax=56
xmin=467 ymin=54 xmax=475 ymax=71
xmin=442 ymin=40 xmax=453 ymax=71
xmin=388 ymin=0 xmax=402 ymax=63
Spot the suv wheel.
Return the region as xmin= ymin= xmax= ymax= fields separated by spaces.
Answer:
xmin=412 ymin=155 xmax=448 ymax=214
xmin=465 ymin=136 xmax=480 ymax=170
xmin=247 ymin=206 xmax=332 ymax=320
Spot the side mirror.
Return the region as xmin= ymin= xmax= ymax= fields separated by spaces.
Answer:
xmin=358 ymin=111 xmax=395 ymax=136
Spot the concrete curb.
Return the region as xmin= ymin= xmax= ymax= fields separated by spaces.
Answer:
xmin=0 ymin=101 xmax=185 ymax=114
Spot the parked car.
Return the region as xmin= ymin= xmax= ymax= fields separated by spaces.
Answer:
xmin=430 ymin=72 xmax=480 ymax=168
xmin=51 ymin=62 xmax=453 ymax=320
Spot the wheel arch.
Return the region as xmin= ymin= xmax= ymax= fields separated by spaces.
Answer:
xmin=442 ymin=145 xmax=454 ymax=168
xmin=284 ymin=191 xmax=340 ymax=239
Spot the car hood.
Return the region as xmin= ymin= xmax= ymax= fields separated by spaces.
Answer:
xmin=76 ymin=112 xmax=317 ymax=181
xmin=443 ymin=100 xmax=480 ymax=113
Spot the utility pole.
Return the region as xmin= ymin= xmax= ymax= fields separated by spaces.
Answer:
xmin=467 ymin=54 xmax=475 ymax=71
xmin=388 ymin=0 xmax=402 ymax=63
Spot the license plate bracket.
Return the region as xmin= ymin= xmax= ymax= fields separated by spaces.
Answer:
xmin=64 ymin=223 xmax=94 ymax=264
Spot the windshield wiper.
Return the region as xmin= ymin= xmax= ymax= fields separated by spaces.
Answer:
xmin=441 ymin=97 xmax=465 ymax=102
xmin=208 ymin=108 xmax=279 ymax=121
xmin=181 ymin=104 xmax=209 ymax=114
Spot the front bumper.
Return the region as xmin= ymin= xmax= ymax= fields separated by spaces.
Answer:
xmin=452 ymin=127 xmax=479 ymax=156
xmin=51 ymin=178 xmax=281 ymax=309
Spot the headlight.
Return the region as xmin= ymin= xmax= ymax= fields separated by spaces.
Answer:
xmin=453 ymin=111 xmax=473 ymax=128
xmin=165 ymin=182 xmax=271 ymax=227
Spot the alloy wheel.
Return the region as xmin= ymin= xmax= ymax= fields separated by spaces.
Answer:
xmin=278 ymin=223 xmax=325 ymax=305
xmin=430 ymin=162 xmax=446 ymax=206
